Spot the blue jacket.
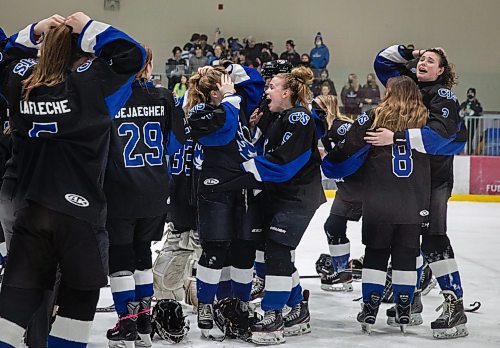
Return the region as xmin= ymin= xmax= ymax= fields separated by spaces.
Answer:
xmin=310 ymin=44 xmax=330 ymax=69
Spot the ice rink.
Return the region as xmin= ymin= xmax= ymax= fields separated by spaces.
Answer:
xmin=91 ymin=200 xmax=500 ymax=347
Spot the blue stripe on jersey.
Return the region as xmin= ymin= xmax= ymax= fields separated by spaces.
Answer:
xmin=197 ymin=99 xmax=239 ymax=147
xmin=4 ymin=24 xmax=38 ymax=53
xmin=244 ymin=149 xmax=311 ymax=183
xmin=374 ymin=45 xmax=413 ymax=87
xmin=105 ymin=75 xmax=135 ymax=118
xmin=407 ymin=126 xmax=462 ymax=155
xmin=47 ymin=336 xmax=87 ymax=348
xmin=321 ymin=144 xmax=370 ymax=179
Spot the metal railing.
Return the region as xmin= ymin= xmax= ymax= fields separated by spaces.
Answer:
xmin=463 ymin=114 xmax=500 ymax=156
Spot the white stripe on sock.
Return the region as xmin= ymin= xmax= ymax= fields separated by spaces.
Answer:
xmin=0 ymin=318 xmax=24 ymax=347
xmin=416 ymin=254 xmax=423 ymax=269
xmin=291 ymin=271 xmax=300 ymax=288
xmin=197 ymin=264 xmax=222 ymax=285
xmin=362 ymin=268 xmax=386 ymax=285
xmin=110 ymin=274 xmax=135 ymax=293
xmin=230 ymin=266 xmax=253 ymax=284
xmin=220 ymin=266 xmax=231 ymax=282
xmin=134 ymin=269 xmax=153 ymax=285
xmin=255 ymin=250 xmax=265 ymax=263
xmin=329 ymin=242 xmax=350 ymax=257
xmin=429 ymin=259 xmax=459 ymax=278
xmin=392 ymin=270 xmax=417 ymax=286
xmin=49 ymin=316 xmax=92 ymax=344
xmin=265 ymin=275 xmax=292 ymax=292
xmin=290 ymin=250 xmax=296 ymax=263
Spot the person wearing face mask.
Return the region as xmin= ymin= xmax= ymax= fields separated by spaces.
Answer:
xmin=360 ymin=73 xmax=381 ymax=113
xmin=460 ymin=88 xmax=483 ymax=154
xmin=310 ymin=32 xmax=330 ymax=72
xmin=368 ymin=44 xmax=468 ymax=339
xmin=341 ymin=73 xmax=362 ymax=119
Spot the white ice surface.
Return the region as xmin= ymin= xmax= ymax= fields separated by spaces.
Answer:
xmin=91 ymin=201 xmax=500 ymax=347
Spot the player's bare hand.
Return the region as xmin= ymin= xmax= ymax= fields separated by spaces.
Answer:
xmin=249 ymin=109 xmax=263 ymax=128
xmin=217 ymin=74 xmax=235 ymax=96
xmin=197 ymin=66 xmax=213 ymax=77
xmin=364 ymin=128 xmax=394 ymax=146
xmin=34 ymin=14 xmax=66 ymax=36
xmin=65 ymin=12 xmax=91 ymax=34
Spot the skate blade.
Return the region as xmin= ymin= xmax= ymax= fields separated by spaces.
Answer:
xmin=361 ymin=323 xmax=372 ymax=335
xmin=320 ymin=282 xmax=353 ymax=292
xmin=422 ymin=278 xmax=437 ymax=296
xmin=433 ymin=324 xmax=469 ymax=339
xmin=400 ymin=324 xmax=408 ymax=334
xmin=251 ymin=330 xmax=285 ymax=345
xmin=135 ymin=333 xmax=152 ymax=347
xmin=284 ymin=322 xmax=311 ymax=336
xmin=108 ymin=340 xmax=136 ymax=348
xmin=387 ymin=313 xmax=423 ymax=327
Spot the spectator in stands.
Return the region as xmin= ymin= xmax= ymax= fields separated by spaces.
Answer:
xmin=166 ymin=46 xmax=187 ymax=90
xmin=265 ymin=41 xmax=279 ymax=60
xmin=340 ymin=73 xmax=362 ymax=118
xmin=208 ymin=44 xmax=225 ymax=66
xmin=321 ymin=83 xmax=333 ymax=96
xmin=173 ymin=75 xmax=188 ymax=98
xmin=167 ymin=46 xmax=187 ymax=66
xmin=199 ymin=34 xmax=214 ymax=56
xmin=184 ymin=33 xmax=200 ymax=55
xmin=310 ymin=32 xmax=330 ymax=71
xmin=300 ymin=53 xmax=312 ymax=68
xmin=258 ymin=47 xmax=273 ymax=67
xmin=189 ymin=44 xmax=209 ymax=73
xmin=312 ymin=69 xmax=337 ymax=96
xmin=359 ymin=73 xmax=381 ymax=112
xmin=280 ymin=39 xmax=301 ymax=66
xmin=460 ymin=87 xmax=484 ymax=154
xmin=243 ymin=36 xmax=262 ymax=66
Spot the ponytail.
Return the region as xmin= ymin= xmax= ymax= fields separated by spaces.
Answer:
xmin=276 ymin=66 xmax=313 ymax=107
xmin=185 ymin=66 xmax=226 ymax=113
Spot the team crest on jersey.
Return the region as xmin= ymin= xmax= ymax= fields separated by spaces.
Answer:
xmin=437 ymin=88 xmax=457 ymax=102
xmin=337 ymin=123 xmax=352 ymax=136
xmin=65 ymin=194 xmax=90 ymax=207
xmin=288 ymin=112 xmax=310 ymax=125
xmin=76 ymin=60 xmax=93 ymax=73
xmin=441 ymin=107 xmax=449 ymax=118
xmin=13 ymin=58 xmax=37 ymax=76
xmin=281 ymin=131 xmax=292 ymax=145
xmin=188 ymin=103 xmax=206 ymax=119
xmin=357 ymin=112 xmax=369 ymax=125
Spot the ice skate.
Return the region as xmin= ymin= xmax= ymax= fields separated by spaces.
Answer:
xmin=107 ymin=302 xmax=139 ymax=348
xmin=135 ymin=298 xmax=152 ymax=347
xmin=395 ymin=292 xmax=411 ymax=334
xmin=251 ymin=310 xmax=285 ymax=345
xmin=197 ymin=302 xmax=214 ymax=333
xmin=386 ymin=291 xmax=423 ymax=327
xmin=320 ymin=270 xmax=353 ymax=292
xmin=283 ymin=290 xmax=311 ymax=336
xmin=357 ymin=292 xmax=381 ymax=335
xmin=431 ymin=290 xmax=468 ymax=339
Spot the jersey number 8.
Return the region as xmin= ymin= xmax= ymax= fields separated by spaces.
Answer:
xmin=392 ymin=144 xmax=413 ymax=177
xmin=118 ymin=122 xmax=163 ymax=168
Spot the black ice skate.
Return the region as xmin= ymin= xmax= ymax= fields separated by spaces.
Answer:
xmin=135 ymin=297 xmax=152 ymax=347
xmin=251 ymin=310 xmax=285 ymax=345
xmin=197 ymin=302 xmax=214 ymax=337
xmin=395 ymin=292 xmax=411 ymax=333
xmin=321 ymin=270 xmax=353 ymax=292
xmin=357 ymin=292 xmax=381 ymax=334
xmin=421 ymin=262 xmax=437 ymax=296
xmin=431 ymin=290 xmax=468 ymax=339
xmin=386 ymin=291 xmax=423 ymax=327
xmin=107 ymin=302 xmax=139 ymax=348
xmin=284 ymin=290 xmax=311 ymax=336
xmin=251 ymin=275 xmax=265 ymax=300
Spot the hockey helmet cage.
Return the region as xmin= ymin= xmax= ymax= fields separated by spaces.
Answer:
xmin=315 ymin=253 xmax=335 ymax=280
xmin=213 ymin=297 xmax=252 ymax=340
xmin=151 ymin=299 xmax=190 ymax=343
xmin=261 ymin=60 xmax=293 ymax=78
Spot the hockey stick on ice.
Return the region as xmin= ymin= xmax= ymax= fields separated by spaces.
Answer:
xmin=464 ymin=301 xmax=481 ymax=312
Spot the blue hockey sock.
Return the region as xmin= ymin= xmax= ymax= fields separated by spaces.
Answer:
xmin=197 ymin=264 xmax=222 ymax=304
xmin=134 ymin=269 xmax=153 ymax=300
xmin=110 ymin=273 xmax=135 ymax=315
xmin=329 ymin=242 xmax=350 ymax=272
xmin=361 ymin=268 xmax=386 ymax=303
xmin=230 ymin=266 xmax=253 ymax=301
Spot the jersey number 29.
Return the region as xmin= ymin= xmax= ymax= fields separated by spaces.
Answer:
xmin=118 ymin=122 xmax=163 ymax=167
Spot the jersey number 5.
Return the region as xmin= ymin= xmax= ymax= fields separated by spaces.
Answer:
xmin=392 ymin=144 xmax=413 ymax=177
xmin=118 ymin=122 xmax=163 ymax=168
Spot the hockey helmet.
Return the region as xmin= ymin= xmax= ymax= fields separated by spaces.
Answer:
xmin=315 ymin=253 xmax=335 ymax=280
xmin=261 ymin=60 xmax=293 ymax=78
xmin=213 ymin=297 xmax=256 ymax=340
xmin=151 ymin=299 xmax=190 ymax=343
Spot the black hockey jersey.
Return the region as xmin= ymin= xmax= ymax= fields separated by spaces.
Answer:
xmin=374 ymin=44 xmax=467 ymax=186
xmin=104 ymin=81 xmax=179 ymax=218
xmin=323 ymin=110 xmax=430 ymax=224
xmin=3 ymin=21 xmax=145 ymax=226
xmin=242 ymin=106 xmax=326 ymax=210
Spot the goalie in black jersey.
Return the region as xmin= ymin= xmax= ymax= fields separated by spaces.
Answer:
xmin=323 ymin=76 xmax=431 ymax=334
xmin=103 ymin=45 xmax=184 ymax=348
xmin=0 ymin=12 xmax=145 ymax=347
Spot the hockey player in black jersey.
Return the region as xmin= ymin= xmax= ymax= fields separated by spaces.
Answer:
xmin=315 ymin=95 xmax=358 ymax=292
xmin=242 ymin=66 xmax=326 ymax=344
xmin=184 ymin=64 xmax=265 ymax=336
xmin=323 ymin=76 xmax=431 ymax=334
xmin=104 ymin=45 xmax=182 ymax=348
xmin=0 ymin=12 xmax=145 ymax=347
xmin=370 ymin=44 xmax=468 ymax=338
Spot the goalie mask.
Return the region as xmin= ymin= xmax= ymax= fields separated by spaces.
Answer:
xmin=151 ymin=299 xmax=190 ymax=343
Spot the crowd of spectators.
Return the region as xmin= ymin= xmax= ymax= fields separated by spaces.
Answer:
xmin=164 ymin=30 xmax=381 ymax=112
